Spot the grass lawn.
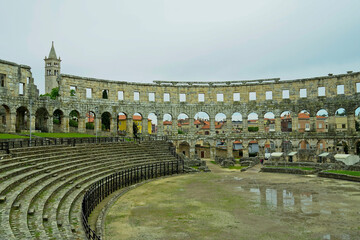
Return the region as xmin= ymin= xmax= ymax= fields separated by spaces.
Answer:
xmin=32 ymin=133 xmax=96 ymax=138
xmin=228 ymin=165 xmax=247 ymax=170
xmin=210 ymin=161 xmax=216 ymax=164
xmin=0 ymin=133 xmax=28 ymax=139
xmin=324 ymin=170 xmax=360 ymax=177
xmin=265 ymin=166 xmax=314 ymax=171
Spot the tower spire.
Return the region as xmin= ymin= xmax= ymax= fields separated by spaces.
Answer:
xmin=48 ymin=41 xmax=57 ymax=59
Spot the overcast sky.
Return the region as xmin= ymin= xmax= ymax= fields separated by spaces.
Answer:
xmin=1 ymin=0 xmax=360 ymax=94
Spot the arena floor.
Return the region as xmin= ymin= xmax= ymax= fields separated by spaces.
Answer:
xmin=105 ymin=162 xmax=360 ymax=240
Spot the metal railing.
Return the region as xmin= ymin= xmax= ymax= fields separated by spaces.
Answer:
xmin=0 ymin=135 xmax=168 ymax=154
xmin=81 ymin=160 xmax=184 ymax=240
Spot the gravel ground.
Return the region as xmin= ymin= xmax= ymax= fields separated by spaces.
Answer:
xmin=105 ymin=162 xmax=360 ymax=240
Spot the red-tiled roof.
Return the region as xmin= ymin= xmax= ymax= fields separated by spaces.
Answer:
xmin=233 ymin=140 xmax=242 ymax=144
xmin=298 ymin=113 xmax=310 ymax=119
xmin=249 ymin=140 xmax=258 ymax=144
xmin=163 ymin=120 xmax=172 ymax=125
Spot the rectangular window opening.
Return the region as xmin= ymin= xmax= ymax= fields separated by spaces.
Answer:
xmin=266 ymin=91 xmax=272 ymax=100
xmin=318 ymin=87 xmax=326 ymax=96
xmin=300 ymin=89 xmax=307 ymax=98
xmin=233 ymin=93 xmax=240 ymax=101
xmin=118 ymin=91 xmax=124 ymax=100
xmin=282 ymin=90 xmax=290 ymax=99
xmin=134 ymin=91 xmax=140 ymax=101
xmin=179 ymin=93 xmax=186 ymax=102
xmin=337 ymin=85 xmax=344 ymax=95
xmin=149 ymin=92 xmax=155 ymax=102
xmin=198 ymin=93 xmax=205 ymax=102
xmin=19 ymin=83 xmax=24 ymax=95
xmin=164 ymin=93 xmax=170 ymax=102
xmin=249 ymin=92 xmax=256 ymax=101
xmin=356 ymin=83 xmax=360 ymax=93
xmin=217 ymin=93 xmax=224 ymax=102
xmin=86 ymin=88 xmax=92 ymax=98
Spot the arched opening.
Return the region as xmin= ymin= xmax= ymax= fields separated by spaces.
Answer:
xmin=233 ymin=140 xmax=243 ymax=158
xmin=298 ymin=110 xmax=310 ymax=132
xmin=194 ymin=112 xmax=210 ymax=135
xmin=53 ymin=109 xmax=63 ymax=132
xmin=335 ymin=108 xmax=347 ymax=131
xmin=281 ymin=140 xmax=292 ymax=153
xmin=299 ymin=140 xmax=310 ymax=150
xmin=117 ymin=112 xmax=127 ymax=135
xmin=215 ymin=139 xmax=227 ymax=157
xmin=264 ymin=140 xmax=275 ymax=159
xmin=69 ymin=110 xmax=80 ymax=132
xmin=281 ymin=111 xmax=292 ymax=132
xmin=178 ymin=141 xmax=190 ymax=157
xmin=355 ymin=107 xmax=360 ymax=132
xmin=264 ymin=112 xmax=275 ymax=133
xmin=86 ymin=111 xmax=95 ymax=132
xmin=317 ymin=140 xmax=326 ymax=153
xmin=316 ymin=109 xmax=328 ymax=132
xmin=102 ymin=90 xmax=108 ymax=99
xmin=16 ymin=106 xmax=29 ymax=133
xmin=231 ymin=112 xmax=243 ymax=133
xmin=356 ymin=141 xmax=360 ymax=156
xmin=101 ymin=112 xmax=111 ymax=131
xmin=248 ymin=140 xmax=259 ymax=157
xmin=215 ymin=113 xmax=226 ymax=134
xmin=336 ymin=141 xmax=349 ymax=154
xmin=163 ymin=113 xmax=172 ymax=135
xmin=35 ymin=107 xmax=49 ymax=132
xmin=195 ymin=140 xmax=210 ymax=159
xmin=247 ymin=113 xmax=258 ymax=132
xmin=0 ymin=105 xmax=10 ymax=132
xmin=177 ymin=113 xmax=189 ymax=135
xmin=148 ymin=113 xmax=157 ymax=134
xmin=133 ymin=113 xmax=142 ymax=135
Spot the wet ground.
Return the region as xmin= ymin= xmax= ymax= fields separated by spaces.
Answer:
xmin=105 ymin=162 xmax=360 ymax=240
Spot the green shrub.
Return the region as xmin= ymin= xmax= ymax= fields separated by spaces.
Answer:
xmin=248 ymin=127 xmax=259 ymax=132
xmin=86 ymin=122 xmax=94 ymax=129
xmin=178 ymin=129 xmax=184 ymax=134
xmin=53 ymin=119 xmax=60 ymax=125
xmin=69 ymin=119 xmax=78 ymax=128
xmin=40 ymin=87 xmax=60 ymax=100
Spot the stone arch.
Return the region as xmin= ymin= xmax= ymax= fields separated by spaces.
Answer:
xmin=247 ymin=112 xmax=258 ymax=132
xmin=85 ymin=111 xmax=95 ymax=132
xmin=280 ymin=111 xmax=292 ymax=132
xmin=335 ymin=108 xmax=347 ymax=131
xmin=35 ymin=107 xmax=49 ymax=132
xmin=281 ymin=140 xmax=292 ymax=153
xmin=231 ymin=112 xmax=243 ymax=133
xmin=215 ymin=113 xmax=226 ymax=135
xmin=316 ymin=109 xmax=328 ymax=132
xmin=317 ymin=140 xmax=326 ymax=153
xmin=178 ymin=141 xmax=190 ymax=157
xmin=101 ymin=112 xmax=111 ymax=131
xmin=298 ymin=140 xmax=310 ymax=150
xmin=148 ymin=113 xmax=157 ymax=134
xmin=248 ymin=140 xmax=259 ymax=157
xmin=16 ymin=106 xmax=29 ymax=133
xmin=69 ymin=110 xmax=80 ymax=131
xmin=195 ymin=140 xmax=210 ymax=159
xmin=163 ymin=113 xmax=173 ymax=135
xmin=298 ymin=110 xmax=310 ymax=132
xmin=264 ymin=112 xmax=275 ymax=133
xmin=232 ymin=140 xmax=243 ymax=158
xmin=132 ymin=112 xmax=143 ymax=135
xmin=194 ymin=112 xmax=210 ymax=135
xmin=177 ymin=113 xmax=189 ymax=135
xmin=53 ymin=109 xmax=64 ymax=132
xmin=117 ymin=112 xmax=128 ymax=135
xmin=0 ymin=104 xmax=11 ymax=132
xmin=355 ymin=107 xmax=360 ymax=132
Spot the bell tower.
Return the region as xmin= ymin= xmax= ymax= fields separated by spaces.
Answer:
xmin=44 ymin=41 xmax=61 ymax=93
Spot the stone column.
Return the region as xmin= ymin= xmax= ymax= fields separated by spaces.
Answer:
xmin=157 ymin=119 xmax=164 ymax=136
xmin=47 ymin=115 xmax=54 ymax=133
xmin=95 ymin=116 xmax=101 ymax=134
xmin=258 ymin=117 xmax=264 ymax=133
xmin=30 ymin=115 xmax=36 ymax=132
xmin=62 ymin=116 xmax=69 ymax=133
xmin=189 ymin=118 xmax=195 ymax=135
xmin=142 ymin=118 xmax=148 ymax=135
xmin=126 ymin=117 xmax=133 ymax=137
xmin=210 ymin=144 xmax=216 ymax=160
xmin=189 ymin=142 xmax=196 ymax=159
xmin=292 ymin=117 xmax=298 ymax=132
xmin=78 ymin=116 xmax=86 ymax=133
xmin=242 ymin=144 xmax=249 ymax=158
xmin=243 ymin=119 xmax=248 ymax=133
xmin=328 ymin=115 xmax=336 ymax=132
xmin=110 ymin=117 xmax=117 ymax=135
xmin=347 ymin=114 xmax=355 ymax=133
xmin=227 ymin=139 xmax=233 ymax=158
xmin=226 ymin=118 xmax=232 ymax=136
xmin=310 ymin=117 xmax=316 ymax=132
xmin=171 ymin=120 xmax=177 ymax=136
xmin=210 ymin=117 xmax=215 ymax=135
xmin=275 ymin=117 xmax=281 ymax=132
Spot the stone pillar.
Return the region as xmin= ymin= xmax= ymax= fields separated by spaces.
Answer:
xmin=210 ymin=145 xmax=216 ymax=160
xmin=142 ymin=118 xmax=148 ymax=135
xmin=189 ymin=143 xmax=196 ymax=159
xmin=78 ymin=116 xmax=86 ymax=133
xmin=227 ymin=139 xmax=233 ymax=158
xmin=110 ymin=117 xmax=117 ymax=135
xmin=292 ymin=117 xmax=298 ymax=132
xmin=347 ymin=114 xmax=355 ymax=133
xmin=275 ymin=117 xmax=281 ymax=132
xmin=95 ymin=116 xmax=101 ymax=134
xmin=226 ymin=119 xmax=232 ymax=136
xmin=328 ymin=115 xmax=336 ymax=132
xmin=243 ymin=119 xmax=248 ymax=133
xmin=157 ymin=119 xmax=164 ymax=136
xmin=258 ymin=117 xmax=264 ymax=133
xmin=310 ymin=117 xmax=316 ymax=132
xmin=242 ymin=143 xmax=249 ymax=157
xmin=189 ymin=118 xmax=195 ymax=135
xmin=62 ymin=116 xmax=69 ymax=133
xmin=126 ymin=118 xmax=133 ymax=137
xmin=48 ymin=115 xmax=54 ymax=133
xmin=210 ymin=117 xmax=215 ymax=135
xmin=171 ymin=120 xmax=177 ymax=136
xmin=29 ymin=115 xmax=35 ymax=132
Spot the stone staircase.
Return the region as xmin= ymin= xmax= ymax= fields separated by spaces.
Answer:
xmin=0 ymin=140 xmax=177 ymax=240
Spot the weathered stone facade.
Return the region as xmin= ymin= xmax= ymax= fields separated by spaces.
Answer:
xmin=1 ymin=44 xmax=360 ymax=160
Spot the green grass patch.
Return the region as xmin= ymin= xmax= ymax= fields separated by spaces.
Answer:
xmin=265 ymin=166 xmax=314 ymax=171
xmin=210 ymin=161 xmax=216 ymax=164
xmin=228 ymin=166 xmax=246 ymax=170
xmin=32 ymin=133 xmax=96 ymax=138
xmin=324 ymin=170 xmax=360 ymax=176
xmin=0 ymin=134 xmax=28 ymax=139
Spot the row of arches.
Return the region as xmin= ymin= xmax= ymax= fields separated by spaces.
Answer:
xmin=1 ymin=105 xmax=360 ymax=134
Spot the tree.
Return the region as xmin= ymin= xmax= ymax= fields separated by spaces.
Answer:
xmin=40 ymin=87 xmax=60 ymax=100
xmin=133 ymin=122 xmax=139 ymax=138
xmin=70 ymin=89 xmax=76 ymax=96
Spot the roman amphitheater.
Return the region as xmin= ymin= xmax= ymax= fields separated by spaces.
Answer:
xmin=0 ymin=43 xmax=359 ymax=240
